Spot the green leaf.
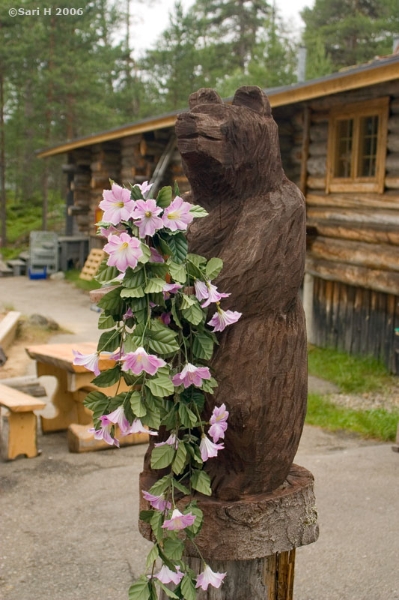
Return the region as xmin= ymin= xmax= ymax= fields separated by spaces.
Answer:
xmin=150 ymin=444 xmax=175 ymax=470
xmin=98 ymin=313 xmax=116 ymax=330
xmin=95 ymin=263 xmax=119 ymax=284
xmin=91 ymin=365 xmax=121 ymax=388
xmin=146 ymin=544 xmax=159 ymax=569
xmin=83 ymin=390 xmax=109 ymax=426
xmin=139 ymin=243 xmax=151 ymax=264
xmin=201 ymin=377 xmax=218 ymax=394
xmin=147 ymin=323 xmax=180 ymax=355
xmin=182 ymin=303 xmax=204 ymax=326
xmin=186 ymin=253 xmax=207 ymax=268
xmin=149 ymin=475 xmax=171 ymax=496
xmin=172 ymin=441 xmax=187 ymax=475
xmin=161 ymin=405 xmax=178 ymax=429
xmin=180 ymin=575 xmax=197 ymax=600
xmin=170 ymin=299 xmax=183 ymax=329
xmin=163 ymin=538 xmax=184 ymax=561
xmin=130 ymin=391 xmax=147 ymax=418
xmin=186 ymin=506 xmax=203 ymax=535
xmin=139 ymin=510 xmax=154 ymax=523
xmin=192 ymin=332 xmax=214 ymax=360
xmin=123 ymin=266 xmax=145 ymax=289
xmin=186 ymin=443 xmax=203 ymax=466
xmin=144 ymin=278 xmax=166 ymax=293
xmin=168 ymin=261 xmax=187 ymax=284
xmin=189 ymin=205 xmax=209 ymax=218
xmin=180 ymin=294 xmax=196 ymax=309
xmin=156 ymin=582 xmax=179 ymax=599
xmin=178 ymin=403 xmax=198 ymax=428
xmin=121 ymin=286 xmax=145 ymax=298
xmin=167 ymin=232 xmax=188 ymax=264
xmin=186 ymin=260 xmax=203 ymax=280
xmin=97 ymin=286 xmax=123 ymax=312
xmin=148 ymin=263 xmax=169 ymax=279
xmin=97 ymin=330 xmax=120 ymax=352
xmin=128 ymin=578 xmax=151 ymax=600
xmin=141 ymin=405 xmax=161 ymax=430
xmin=150 ymin=511 xmax=164 ymax=543
xmin=205 ymin=257 xmax=223 ymax=280
xmin=145 ymin=375 xmax=175 ymax=398
xmin=173 ymin=479 xmax=190 ymax=496
xmin=130 ymin=296 xmax=147 ymax=311
xmin=173 ymin=181 xmax=180 ymax=196
xmin=131 ymin=185 xmax=144 ymax=200
xmin=156 ymin=186 xmax=173 ymax=208
xmin=191 ymin=470 xmax=212 ymax=496
xmin=157 ymin=236 xmax=172 ymax=258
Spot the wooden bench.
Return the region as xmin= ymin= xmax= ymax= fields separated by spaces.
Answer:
xmin=0 ymin=383 xmax=46 ymax=460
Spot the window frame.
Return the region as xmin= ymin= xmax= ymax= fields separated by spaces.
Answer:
xmin=326 ymin=97 xmax=389 ymax=194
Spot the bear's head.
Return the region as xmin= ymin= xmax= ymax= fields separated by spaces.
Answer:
xmin=175 ymin=86 xmax=284 ymax=207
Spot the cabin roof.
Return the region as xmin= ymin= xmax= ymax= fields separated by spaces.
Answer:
xmin=37 ymin=52 xmax=399 ymax=159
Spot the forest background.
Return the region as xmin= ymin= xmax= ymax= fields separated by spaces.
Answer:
xmin=0 ymin=0 xmax=398 ymax=252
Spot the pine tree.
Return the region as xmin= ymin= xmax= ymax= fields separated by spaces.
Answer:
xmin=301 ymin=0 xmax=399 ymax=71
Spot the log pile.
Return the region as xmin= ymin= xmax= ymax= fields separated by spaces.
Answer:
xmin=68 ymin=149 xmax=91 ymax=233
xmin=90 ymin=142 xmax=121 ymax=238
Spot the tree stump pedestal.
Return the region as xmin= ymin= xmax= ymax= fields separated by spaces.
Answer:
xmin=140 ymin=464 xmax=319 ymax=599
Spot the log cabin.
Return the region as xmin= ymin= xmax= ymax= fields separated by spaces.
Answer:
xmin=38 ymin=51 xmax=399 ymax=373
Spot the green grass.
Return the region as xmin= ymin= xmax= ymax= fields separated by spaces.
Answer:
xmin=306 ymin=393 xmax=399 ymax=442
xmin=308 ymin=345 xmax=395 ymax=394
xmin=64 ymin=269 xmax=101 ymax=291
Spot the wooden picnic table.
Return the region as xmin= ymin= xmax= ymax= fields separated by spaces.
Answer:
xmin=25 ymin=342 xmax=148 ymax=452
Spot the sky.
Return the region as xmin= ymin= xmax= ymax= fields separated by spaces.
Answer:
xmin=131 ymin=0 xmax=315 ymax=56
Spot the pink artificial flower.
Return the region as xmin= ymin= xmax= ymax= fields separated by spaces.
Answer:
xmin=100 ymin=406 xmax=131 ymax=436
xmin=132 ymin=199 xmax=163 ymax=238
xmin=172 ymin=363 xmax=211 ymax=389
xmin=128 ymin=418 xmax=157 ymax=436
xmin=121 ymin=347 xmax=166 ymax=376
xmin=162 ymin=196 xmax=194 ymax=231
xmin=142 ymin=490 xmax=171 ymax=511
xmin=154 ymin=434 xmax=178 ymax=448
xmin=153 ymin=565 xmax=183 ymax=585
xmin=162 ymin=509 xmax=196 ymax=531
xmin=200 ymin=435 xmax=224 ymax=461
xmin=123 ymin=307 xmax=134 ymax=319
xmin=196 ymin=565 xmax=226 ymax=591
xmin=207 ymin=308 xmax=242 ymax=332
xmin=208 ymin=403 xmax=229 ymax=442
xmin=72 ymin=350 xmax=101 ymax=376
xmin=194 ymin=280 xmax=230 ymax=308
xmin=98 ymin=224 xmax=124 ymax=239
xmin=99 ymin=183 xmax=135 ymax=225
xmin=208 ymin=421 xmax=227 ymax=443
xmin=149 ymin=247 xmax=165 ymax=263
xmin=135 ymin=181 xmax=152 ymax=196
xmin=89 ymin=421 xmax=119 ymax=447
xmin=163 ymin=282 xmax=183 ymax=299
xmin=161 ymin=312 xmax=171 ymax=326
xmin=104 ymin=232 xmax=143 ymax=272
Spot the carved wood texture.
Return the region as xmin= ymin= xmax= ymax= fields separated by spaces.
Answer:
xmin=170 ymin=87 xmax=308 ymax=500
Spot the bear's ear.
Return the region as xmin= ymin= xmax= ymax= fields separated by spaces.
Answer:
xmin=232 ymin=86 xmax=271 ymax=115
xmin=189 ymin=88 xmax=223 ymax=109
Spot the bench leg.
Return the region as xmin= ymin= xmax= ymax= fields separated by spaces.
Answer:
xmin=36 ymin=363 xmax=79 ymax=432
xmin=1 ymin=411 xmax=39 ymax=460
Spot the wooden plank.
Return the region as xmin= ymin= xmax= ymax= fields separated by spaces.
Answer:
xmin=306 ymin=192 xmax=399 ymax=209
xmin=307 ymin=207 xmax=399 ymax=227
xmin=306 ymin=257 xmax=399 ymax=296
xmin=25 ymin=342 xmax=115 ymax=374
xmin=308 ymin=236 xmax=399 ymax=272
xmin=306 ymin=220 xmax=399 ymax=246
xmin=0 ymin=383 xmax=46 ymax=412
xmin=385 ymin=177 xmax=399 ymax=189
xmin=306 ymin=177 xmax=325 ymax=190
xmin=0 ymin=311 xmax=21 ymax=352
xmin=299 ymin=107 xmax=310 ymax=194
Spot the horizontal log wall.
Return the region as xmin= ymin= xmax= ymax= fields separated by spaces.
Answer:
xmin=305 ymin=82 xmax=399 ymax=370
xmin=312 ymin=277 xmax=399 ymax=374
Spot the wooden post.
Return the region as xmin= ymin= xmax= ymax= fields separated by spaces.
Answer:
xmin=140 ymin=87 xmax=319 ymax=597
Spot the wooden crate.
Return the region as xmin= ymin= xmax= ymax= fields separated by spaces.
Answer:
xmin=79 ymin=249 xmax=105 ymax=281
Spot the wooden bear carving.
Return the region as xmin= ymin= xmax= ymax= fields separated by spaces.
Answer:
xmin=175 ymin=86 xmax=308 ymax=501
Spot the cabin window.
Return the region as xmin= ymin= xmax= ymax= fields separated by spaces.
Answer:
xmin=327 ymin=98 xmax=389 ymax=193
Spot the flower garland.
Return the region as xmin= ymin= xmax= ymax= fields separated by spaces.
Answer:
xmin=74 ymin=181 xmax=241 ymax=600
